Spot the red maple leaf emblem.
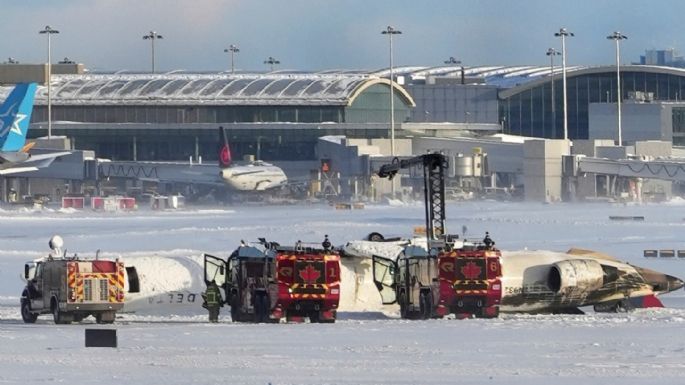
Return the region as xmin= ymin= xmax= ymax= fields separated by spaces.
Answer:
xmin=299 ymin=264 xmax=321 ymax=284
xmin=461 ymin=262 xmax=482 ymax=280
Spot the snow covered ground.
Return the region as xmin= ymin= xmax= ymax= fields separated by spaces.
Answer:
xmin=1 ymin=201 xmax=685 ymax=384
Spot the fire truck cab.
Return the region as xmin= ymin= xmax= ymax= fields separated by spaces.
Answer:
xmin=204 ymin=238 xmax=340 ymax=323
xmin=21 ymin=236 xmax=125 ymax=324
xmin=373 ymin=245 xmax=437 ymax=319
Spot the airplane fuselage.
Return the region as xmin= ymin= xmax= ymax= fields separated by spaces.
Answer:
xmin=220 ymin=163 xmax=288 ymax=191
xmin=346 ymin=239 xmax=684 ymax=314
xmin=498 ymin=250 xmax=658 ymax=313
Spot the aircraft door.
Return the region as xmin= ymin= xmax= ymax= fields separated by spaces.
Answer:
xmin=203 ymin=254 xmax=227 ymax=287
xmin=372 ymin=255 xmax=398 ymax=305
xmin=30 ymin=262 xmax=45 ymax=309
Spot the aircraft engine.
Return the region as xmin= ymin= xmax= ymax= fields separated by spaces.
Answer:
xmin=548 ymin=259 xmax=604 ymax=294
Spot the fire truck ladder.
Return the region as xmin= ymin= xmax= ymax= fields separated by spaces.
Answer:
xmin=378 ymin=153 xmax=448 ymax=242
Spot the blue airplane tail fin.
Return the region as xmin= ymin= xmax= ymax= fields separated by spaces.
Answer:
xmin=0 ymin=83 xmax=37 ymax=152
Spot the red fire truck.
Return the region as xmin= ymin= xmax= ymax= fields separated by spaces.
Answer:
xmin=21 ymin=237 xmax=125 ymax=324
xmin=371 ymin=154 xmax=502 ymax=319
xmin=204 ymin=238 xmax=340 ymax=323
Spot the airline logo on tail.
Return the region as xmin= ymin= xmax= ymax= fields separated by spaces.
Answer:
xmin=0 ymin=83 xmax=37 ymax=152
xmin=219 ymin=126 xmax=232 ymax=168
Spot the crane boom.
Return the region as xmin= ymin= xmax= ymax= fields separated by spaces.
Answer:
xmin=377 ymin=154 xmax=448 ymax=241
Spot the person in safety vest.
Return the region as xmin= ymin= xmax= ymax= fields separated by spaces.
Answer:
xmin=202 ymin=280 xmax=223 ymax=323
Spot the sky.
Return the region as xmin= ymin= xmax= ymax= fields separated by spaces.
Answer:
xmin=2 ymin=0 xmax=685 ymax=73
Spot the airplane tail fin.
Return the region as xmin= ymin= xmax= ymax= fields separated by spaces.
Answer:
xmin=628 ymin=294 xmax=664 ymax=308
xmin=218 ymin=126 xmax=232 ymax=168
xmin=0 ymin=83 xmax=37 ymax=152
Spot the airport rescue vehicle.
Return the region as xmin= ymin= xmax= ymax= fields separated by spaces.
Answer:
xmin=21 ymin=236 xmax=125 ymax=324
xmin=204 ymin=237 xmax=340 ymax=323
xmin=371 ymin=154 xmax=503 ymax=319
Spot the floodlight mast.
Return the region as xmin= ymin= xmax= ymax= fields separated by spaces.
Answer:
xmin=554 ymin=28 xmax=574 ymax=140
xmin=546 ymin=48 xmax=561 ymax=138
xmin=143 ymin=31 xmax=163 ymax=73
xmin=39 ymin=25 xmax=59 ymax=139
xmin=224 ymin=44 xmax=240 ymax=73
xmin=607 ymin=31 xmax=627 ymax=146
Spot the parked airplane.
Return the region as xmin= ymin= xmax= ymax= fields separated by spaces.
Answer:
xmin=0 ymin=82 xmax=70 ymax=175
xmin=217 ymin=126 xmax=288 ymax=191
xmin=344 ymin=237 xmax=684 ymax=314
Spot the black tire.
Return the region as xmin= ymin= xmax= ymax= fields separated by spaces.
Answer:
xmin=367 ymin=232 xmax=385 ymax=242
xmin=95 ymin=312 xmax=115 ymax=324
xmin=419 ymin=291 xmax=432 ymax=320
xmin=52 ymin=299 xmax=70 ymax=324
xmin=230 ymin=304 xmax=239 ymax=322
xmin=230 ymin=297 xmax=241 ymax=322
xmin=254 ymin=293 xmax=269 ymax=323
xmin=399 ymin=292 xmax=410 ymax=319
xmin=479 ymin=306 xmax=500 ymax=319
xmin=20 ymin=299 xmax=37 ymax=324
xmin=309 ymin=311 xmax=320 ymax=323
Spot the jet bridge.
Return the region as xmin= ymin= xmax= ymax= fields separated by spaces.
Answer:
xmin=97 ymin=160 xmax=221 ymax=185
xmin=574 ymin=156 xmax=685 ymax=183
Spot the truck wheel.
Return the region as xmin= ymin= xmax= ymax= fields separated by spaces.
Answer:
xmin=367 ymin=232 xmax=385 ymax=242
xmin=399 ymin=293 xmax=410 ymax=319
xmin=254 ymin=293 xmax=269 ymax=323
xmin=479 ymin=306 xmax=500 ymax=319
xmin=52 ymin=300 xmax=71 ymax=324
xmin=419 ymin=291 xmax=432 ymax=320
xmin=230 ymin=298 xmax=241 ymax=322
xmin=21 ymin=299 xmax=37 ymax=323
xmin=96 ymin=312 xmax=115 ymax=324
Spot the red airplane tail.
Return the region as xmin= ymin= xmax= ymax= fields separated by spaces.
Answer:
xmin=219 ymin=126 xmax=232 ymax=168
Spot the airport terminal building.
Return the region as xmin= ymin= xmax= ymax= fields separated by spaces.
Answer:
xmin=3 ymin=63 xmax=685 ymax=203
xmin=4 ymin=63 xmax=685 ymax=162
xmin=17 ymin=71 xmax=415 ymax=162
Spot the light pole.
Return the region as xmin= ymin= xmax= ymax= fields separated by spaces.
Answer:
xmin=39 ymin=25 xmax=59 ymax=139
xmin=607 ymin=31 xmax=627 ymax=146
xmin=382 ymin=26 xmax=402 ymax=157
xmin=264 ymin=56 xmax=280 ymax=72
xmin=444 ymin=56 xmax=465 ymax=85
xmin=224 ymin=44 xmax=239 ymax=74
xmin=142 ymin=31 xmax=163 ymax=73
xmin=546 ymin=48 xmax=561 ymax=138
xmin=554 ymin=28 xmax=574 ymax=140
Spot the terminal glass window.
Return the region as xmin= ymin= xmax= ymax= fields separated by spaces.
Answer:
xmin=672 ymin=108 xmax=685 ymax=134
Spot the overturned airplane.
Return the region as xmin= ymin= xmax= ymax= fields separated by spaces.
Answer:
xmin=343 ymin=237 xmax=684 ymax=315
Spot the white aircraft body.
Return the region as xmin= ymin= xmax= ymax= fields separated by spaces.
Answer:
xmin=343 ymin=238 xmax=684 ymax=313
xmin=25 ymin=234 xmax=679 ymax=317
